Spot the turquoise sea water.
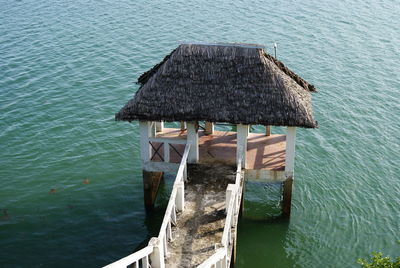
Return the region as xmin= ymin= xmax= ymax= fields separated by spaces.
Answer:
xmin=1 ymin=0 xmax=399 ymax=267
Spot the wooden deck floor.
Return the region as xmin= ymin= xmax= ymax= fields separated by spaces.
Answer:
xmin=153 ymin=128 xmax=286 ymax=171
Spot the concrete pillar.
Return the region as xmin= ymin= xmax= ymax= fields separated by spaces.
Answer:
xmin=139 ymin=121 xmax=151 ymax=164
xmin=236 ymin=124 xmax=248 ymax=168
xmin=187 ymin=122 xmax=199 ymax=163
xmin=204 ymin=122 xmax=214 ymax=135
xmin=265 ymin=125 xmax=271 ymax=136
xmin=156 ymin=121 xmax=164 ymax=133
xmin=283 ymin=127 xmax=296 ymax=217
xmin=284 ymin=127 xmax=296 ymax=178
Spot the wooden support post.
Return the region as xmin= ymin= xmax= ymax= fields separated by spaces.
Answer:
xmin=187 ymin=122 xmax=199 ymax=163
xmin=231 ymin=235 xmax=237 ymax=268
xmin=265 ymin=125 xmax=271 ymax=136
xmin=236 ymin=124 xmax=248 ymax=168
xmin=239 ymin=182 xmax=245 ymax=218
xmin=148 ymin=237 xmax=165 ymax=268
xmin=283 ymin=127 xmax=296 ymax=217
xmin=204 ymin=122 xmax=214 ymax=135
xmin=282 ymin=177 xmax=293 ymax=218
xmin=143 ymin=171 xmax=163 ymax=210
xmin=180 ymin=121 xmax=186 ymax=131
xmin=156 ymin=121 xmax=163 ymax=133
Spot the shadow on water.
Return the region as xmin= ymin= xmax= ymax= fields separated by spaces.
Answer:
xmin=134 ymin=173 xmax=174 ymax=251
xmin=236 ymin=181 xmax=295 ymax=268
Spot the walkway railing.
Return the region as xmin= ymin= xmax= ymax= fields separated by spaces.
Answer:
xmin=105 ymin=143 xmax=244 ymax=268
xmin=197 ymin=145 xmax=245 ymax=268
xmin=103 ymin=245 xmax=153 ymax=268
xmin=104 ymin=143 xmax=191 ymax=268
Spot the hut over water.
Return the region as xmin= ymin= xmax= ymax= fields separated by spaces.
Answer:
xmin=115 ymin=42 xmax=317 ymax=217
xmin=116 ymin=43 xmax=317 ymax=128
xmin=108 ymin=43 xmax=318 ymax=267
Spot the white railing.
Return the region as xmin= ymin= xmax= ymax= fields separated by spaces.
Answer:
xmin=157 ymin=143 xmax=191 ymax=256
xmin=104 ymin=143 xmax=191 ymax=268
xmin=197 ymin=248 xmax=227 ymax=268
xmin=103 ymin=246 xmax=153 ymax=268
xmin=197 ymin=146 xmax=245 ymax=268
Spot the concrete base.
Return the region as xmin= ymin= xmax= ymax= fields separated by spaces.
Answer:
xmin=143 ymin=171 xmax=164 ymax=210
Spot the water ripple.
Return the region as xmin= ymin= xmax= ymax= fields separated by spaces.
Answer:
xmin=1 ymin=0 xmax=400 ymax=267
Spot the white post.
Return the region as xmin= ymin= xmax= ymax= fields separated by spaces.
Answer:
xmin=236 ymin=124 xmax=248 ymax=168
xmin=222 ymin=255 xmax=227 ymax=268
xmin=164 ymin=142 xmax=170 ymax=163
xmin=176 ymin=181 xmax=184 ymax=211
xmin=183 ymin=164 xmax=187 ymax=182
xmin=205 ymin=122 xmax=214 ymax=135
xmin=156 ymin=121 xmax=164 ymax=133
xmin=187 ymin=122 xmax=199 ymax=163
xmin=285 ymin=127 xmax=296 ymax=178
xmin=148 ymin=237 xmax=165 ymax=268
xmin=150 ymin=122 xmax=156 ymax=137
xmin=226 ymin=184 xmax=235 ymax=213
xmin=139 ymin=121 xmax=152 ymax=165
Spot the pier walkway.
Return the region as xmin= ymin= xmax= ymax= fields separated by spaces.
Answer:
xmin=105 ymin=143 xmax=245 ymax=268
xmin=104 ymin=125 xmax=293 ymax=268
xmin=165 ymin=163 xmax=237 ymax=267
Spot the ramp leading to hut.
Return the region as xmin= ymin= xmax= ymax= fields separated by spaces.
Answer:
xmin=165 ymin=164 xmax=236 ymax=268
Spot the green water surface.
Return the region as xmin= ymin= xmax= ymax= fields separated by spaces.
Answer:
xmin=0 ymin=0 xmax=399 ymax=267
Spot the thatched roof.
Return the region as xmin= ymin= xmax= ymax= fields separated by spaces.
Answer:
xmin=116 ymin=43 xmax=317 ymax=128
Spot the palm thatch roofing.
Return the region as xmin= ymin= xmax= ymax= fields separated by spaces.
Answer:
xmin=116 ymin=43 xmax=317 ymax=128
